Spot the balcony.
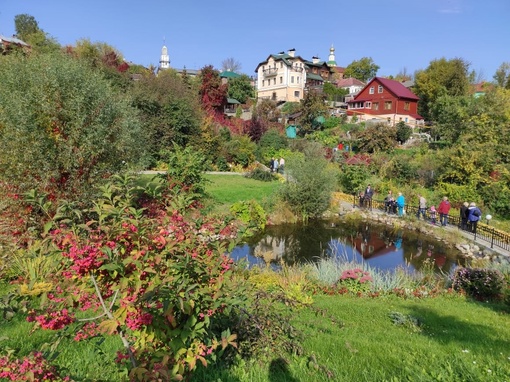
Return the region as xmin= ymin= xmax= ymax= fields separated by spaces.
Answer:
xmin=263 ymin=67 xmax=278 ymax=77
xmin=291 ymin=66 xmax=303 ymax=72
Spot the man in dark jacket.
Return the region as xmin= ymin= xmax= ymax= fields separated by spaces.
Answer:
xmin=460 ymin=202 xmax=469 ymax=230
xmin=362 ymin=185 xmax=374 ymax=208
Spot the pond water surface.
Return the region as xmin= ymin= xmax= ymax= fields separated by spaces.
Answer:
xmin=230 ymin=219 xmax=463 ymax=274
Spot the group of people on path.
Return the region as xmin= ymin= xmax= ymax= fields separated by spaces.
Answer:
xmin=269 ymin=157 xmax=285 ymax=174
xmin=358 ymin=184 xmax=374 ymax=208
xmin=383 ymin=190 xmax=405 ymax=216
xmin=378 ymin=188 xmax=484 ymax=232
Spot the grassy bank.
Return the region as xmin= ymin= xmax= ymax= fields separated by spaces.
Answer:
xmin=193 ymin=293 xmax=510 ymax=381
xmin=3 ymin=276 xmax=508 ymax=382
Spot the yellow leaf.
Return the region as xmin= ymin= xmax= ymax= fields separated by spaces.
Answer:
xmin=97 ymin=319 xmax=118 ymax=335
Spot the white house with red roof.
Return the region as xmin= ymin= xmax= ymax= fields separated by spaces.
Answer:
xmin=336 ymin=77 xmax=365 ymax=101
xmin=346 ymin=77 xmax=423 ymax=126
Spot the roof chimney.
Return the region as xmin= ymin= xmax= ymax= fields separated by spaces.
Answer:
xmin=312 ymin=56 xmax=320 ymax=64
xmin=288 ymin=48 xmax=295 ymax=57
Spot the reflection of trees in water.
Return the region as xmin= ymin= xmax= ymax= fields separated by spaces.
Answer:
xmin=257 ymin=221 xmax=351 ymax=265
xmin=245 ymin=220 xmax=458 ymax=272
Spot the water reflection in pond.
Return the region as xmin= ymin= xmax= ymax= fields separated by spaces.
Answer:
xmin=230 ymin=219 xmax=463 ymax=274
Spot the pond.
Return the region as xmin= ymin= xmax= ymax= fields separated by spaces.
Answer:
xmin=230 ymin=219 xmax=463 ymax=274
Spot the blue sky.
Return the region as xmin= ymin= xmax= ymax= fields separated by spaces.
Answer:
xmin=1 ymin=0 xmax=509 ymax=80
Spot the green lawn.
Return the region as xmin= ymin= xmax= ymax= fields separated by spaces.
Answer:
xmin=203 ymin=174 xmax=281 ymax=212
xmin=193 ymin=294 xmax=510 ymax=382
xmin=2 ymin=283 xmax=509 ymax=381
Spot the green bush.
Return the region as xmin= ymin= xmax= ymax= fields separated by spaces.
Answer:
xmin=0 ymin=52 xmax=142 ymax=204
xmin=338 ymin=164 xmax=370 ymax=194
xmin=452 ymin=267 xmax=505 ymax=300
xmin=256 ymin=129 xmax=288 ymax=163
xmin=245 ymin=168 xmax=277 ymax=182
xmin=279 ymin=156 xmax=336 ymax=220
xmin=223 ymin=135 xmax=257 ymax=168
xmin=230 ymin=200 xmax=267 ymax=231
xmin=396 ymin=121 xmax=412 ymax=143
xmin=159 ymin=143 xmax=209 ymax=198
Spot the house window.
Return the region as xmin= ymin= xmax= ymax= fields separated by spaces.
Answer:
xmin=297 ymin=76 xmax=300 ymax=83
xmin=369 ymin=87 xmax=374 ymax=94
xmin=273 ymin=78 xmax=276 ymax=85
xmin=378 ymin=85 xmax=383 ymax=93
xmin=384 ymin=101 xmax=392 ymax=110
xmin=280 ymin=76 xmax=283 ymax=84
xmin=294 ymin=91 xmax=300 ymax=97
xmin=262 ymin=80 xmax=265 ymax=87
xmin=280 ymin=62 xmax=283 ymax=68
xmin=291 ymin=76 xmax=294 ymax=83
xmin=404 ymin=101 xmax=410 ymax=110
xmin=272 ymin=92 xmax=276 ymax=100
xmin=373 ymin=102 xmax=379 ymax=110
xmin=365 ymin=102 xmax=371 ymax=109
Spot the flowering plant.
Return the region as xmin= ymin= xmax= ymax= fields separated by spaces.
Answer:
xmin=336 ymin=268 xmax=373 ymax=294
xmin=17 ymin=175 xmax=246 ymax=381
xmin=452 ymin=267 xmax=505 ymax=300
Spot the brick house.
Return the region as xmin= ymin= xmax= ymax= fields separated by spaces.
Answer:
xmin=346 ymin=77 xmax=423 ymax=126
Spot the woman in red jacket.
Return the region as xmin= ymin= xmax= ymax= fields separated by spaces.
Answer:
xmin=437 ymin=196 xmax=451 ymax=226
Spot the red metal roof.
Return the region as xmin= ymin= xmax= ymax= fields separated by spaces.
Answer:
xmin=371 ymin=77 xmax=419 ymax=100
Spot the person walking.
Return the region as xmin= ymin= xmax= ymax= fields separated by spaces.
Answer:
xmin=429 ymin=205 xmax=437 ymax=225
xmin=278 ymin=157 xmax=285 ymax=174
xmin=364 ymin=184 xmax=374 ymax=209
xmin=273 ymin=158 xmax=279 ymax=173
xmin=467 ymin=202 xmax=482 ymax=233
xmin=396 ymin=192 xmax=405 ymax=217
xmin=460 ymin=202 xmax=469 ymax=230
xmin=437 ymin=196 xmax=451 ymax=227
xmin=416 ymin=194 xmax=427 ymax=220
xmin=269 ymin=157 xmax=275 ymax=172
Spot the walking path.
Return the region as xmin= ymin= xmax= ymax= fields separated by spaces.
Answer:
xmin=339 ymin=200 xmax=510 ymax=260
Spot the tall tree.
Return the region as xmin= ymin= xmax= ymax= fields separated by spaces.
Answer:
xmin=221 ymin=57 xmax=242 ymax=72
xmin=297 ymin=90 xmax=329 ymax=136
xmin=131 ymin=68 xmax=202 ymax=164
xmin=356 ymin=123 xmax=397 ymax=153
xmin=493 ymin=62 xmax=510 ymax=88
xmin=413 ymin=57 xmax=471 ymax=121
xmin=343 ymin=57 xmax=380 ymax=82
xmin=323 ymin=82 xmax=348 ymax=103
xmin=253 ymin=99 xmax=281 ymax=126
xmin=14 ymin=13 xmax=60 ymax=53
xmin=14 ymin=14 xmax=40 ymax=39
xmin=198 ymin=65 xmax=228 ymax=114
xmin=227 ymin=74 xmax=255 ymax=104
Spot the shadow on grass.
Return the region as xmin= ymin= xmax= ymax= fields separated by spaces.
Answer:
xmin=408 ymin=305 xmax=510 ymax=351
xmin=269 ymin=357 xmax=300 ymax=382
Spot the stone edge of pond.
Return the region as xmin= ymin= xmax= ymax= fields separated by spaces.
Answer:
xmin=329 ymin=201 xmax=510 ymax=266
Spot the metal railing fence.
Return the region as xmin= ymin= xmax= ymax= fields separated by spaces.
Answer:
xmin=352 ymin=194 xmax=510 ymax=252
